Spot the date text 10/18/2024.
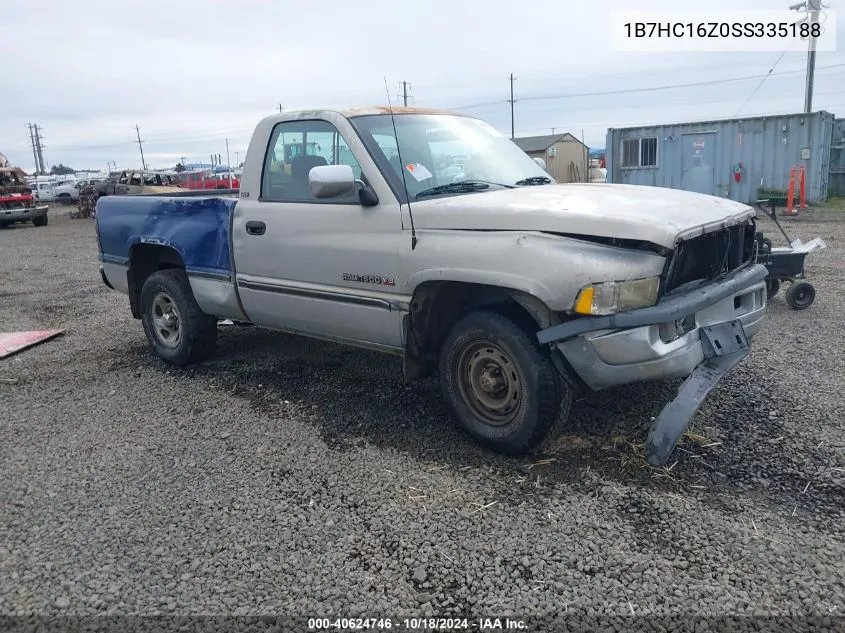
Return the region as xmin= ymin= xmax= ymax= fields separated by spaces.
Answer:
xmin=308 ymin=618 xmax=528 ymax=630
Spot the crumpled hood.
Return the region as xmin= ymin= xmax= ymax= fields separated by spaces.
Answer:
xmin=411 ymin=183 xmax=756 ymax=249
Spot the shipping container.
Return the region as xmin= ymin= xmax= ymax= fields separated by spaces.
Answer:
xmin=606 ymin=111 xmax=836 ymax=204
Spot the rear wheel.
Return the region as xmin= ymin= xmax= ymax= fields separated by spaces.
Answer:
xmin=140 ymin=269 xmax=217 ymax=365
xmin=785 ymin=281 xmax=815 ymax=310
xmin=439 ymin=310 xmax=569 ymax=456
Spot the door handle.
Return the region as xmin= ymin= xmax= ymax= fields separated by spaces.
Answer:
xmin=245 ymin=220 xmax=266 ymax=236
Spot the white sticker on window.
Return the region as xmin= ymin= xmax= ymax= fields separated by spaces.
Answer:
xmin=405 ymin=163 xmax=433 ymax=182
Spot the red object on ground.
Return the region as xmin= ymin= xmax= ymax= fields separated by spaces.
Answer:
xmin=799 ymin=165 xmax=806 ymax=209
xmin=0 ymin=329 xmax=65 ymax=359
xmin=786 ymin=166 xmax=796 ymax=215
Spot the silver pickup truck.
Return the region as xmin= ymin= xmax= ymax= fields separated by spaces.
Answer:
xmin=95 ymin=106 xmax=768 ymax=466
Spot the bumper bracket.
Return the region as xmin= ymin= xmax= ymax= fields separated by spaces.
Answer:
xmin=645 ymin=346 xmax=748 ymax=467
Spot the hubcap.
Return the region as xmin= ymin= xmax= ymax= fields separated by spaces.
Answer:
xmin=151 ymin=292 xmax=181 ymax=348
xmin=457 ymin=341 xmax=521 ymax=426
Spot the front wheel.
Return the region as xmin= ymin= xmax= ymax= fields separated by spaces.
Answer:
xmin=140 ymin=269 xmax=217 ymax=365
xmin=785 ymin=281 xmax=815 ymax=310
xmin=32 ymin=215 xmax=48 ymax=227
xmin=439 ymin=310 xmax=569 ymax=456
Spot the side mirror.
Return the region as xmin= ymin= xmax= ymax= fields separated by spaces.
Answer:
xmin=309 ymin=164 xmax=355 ymax=198
xmin=533 ymin=157 xmax=547 ymax=171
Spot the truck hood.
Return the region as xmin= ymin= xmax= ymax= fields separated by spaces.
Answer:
xmin=412 ymin=183 xmax=756 ymax=249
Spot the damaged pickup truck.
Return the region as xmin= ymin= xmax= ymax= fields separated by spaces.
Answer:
xmin=1 ymin=167 xmax=49 ymax=228
xmin=95 ymin=107 xmax=767 ymax=466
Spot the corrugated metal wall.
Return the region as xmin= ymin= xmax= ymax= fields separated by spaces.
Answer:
xmin=606 ymin=111 xmax=835 ymax=203
xmin=528 ymin=141 xmax=589 ymax=183
xmin=830 ymin=118 xmax=845 ymax=197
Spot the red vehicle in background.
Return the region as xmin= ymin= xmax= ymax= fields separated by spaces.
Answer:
xmin=178 ymin=170 xmax=240 ymax=190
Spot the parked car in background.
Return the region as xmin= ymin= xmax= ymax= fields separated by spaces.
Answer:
xmin=0 ymin=167 xmax=49 ymax=227
xmin=94 ymin=170 xmax=184 ymax=197
xmin=53 ymin=181 xmax=81 ymax=204
xmin=178 ymin=169 xmax=240 ymax=190
xmin=31 ymin=180 xmax=56 ymax=202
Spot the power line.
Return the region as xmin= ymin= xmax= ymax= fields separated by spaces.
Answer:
xmin=735 ymin=48 xmax=792 ymax=115
xmin=515 ymin=99 xmax=845 ymax=136
xmin=452 ymin=63 xmax=845 ymax=110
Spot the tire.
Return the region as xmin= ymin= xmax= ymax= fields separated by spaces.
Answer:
xmin=139 ymin=269 xmax=217 ymax=366
xmin=766 ymin=279 xmax=780 ymax=300
xmin=57 ymin=194 xmax=72 ymax=205
xmin=785 ymin=281 xmax=815 ymax=310
xmin=32 ymin=215 xmax=48 ymax=227
xmin=439 ymin=309 xmax=569 ymax=456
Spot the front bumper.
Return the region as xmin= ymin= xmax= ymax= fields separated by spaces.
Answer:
xmin=0 ymin=204 xmax=48 ymax=223
xmin=538 ymin=264 xmax=768 ymax=391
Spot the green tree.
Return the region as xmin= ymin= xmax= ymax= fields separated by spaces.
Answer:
xmin=50 ymin=163 xmax=75 ymax=175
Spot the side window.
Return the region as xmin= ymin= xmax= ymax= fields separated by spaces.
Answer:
xmin=262 ymin=119 xmax=363 ymax=203
xmin=118 ymin=172 xmax=129 ymax=185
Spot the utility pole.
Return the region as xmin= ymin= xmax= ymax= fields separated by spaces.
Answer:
xmin=791 ymin=0 xmax=822 ymax=113
xmin=507 ymin=73 xmax=517 ymax=139
xmin=33 ymin=125 xmax=46 ymax=174
xmin=399 ymin=81 xmax=411 ymax=106
xmin=551 ymin=127 xmax=556 ymax=134
xmin=235 ymin=151 xmax=239 ymax=166
xmin=278 ymin=104 xmax=283 ymax=113
xmin=135 ymin=125 xmax=147 ymax=170
xmin=225 ymin=139 xmax=232 ymax=188
xmin=27 ymin=124 xmax=39 ymax=174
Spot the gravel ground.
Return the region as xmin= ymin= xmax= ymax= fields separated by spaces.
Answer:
xmin=0 ymin=204 xmax=843 ymax=630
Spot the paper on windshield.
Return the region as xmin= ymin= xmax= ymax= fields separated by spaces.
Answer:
xmin=406 ymin=163 xmax=433 ymax=182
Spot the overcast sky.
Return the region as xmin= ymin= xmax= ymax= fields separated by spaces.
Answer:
xmin=2 ymin=0 xmax=843 ymax=172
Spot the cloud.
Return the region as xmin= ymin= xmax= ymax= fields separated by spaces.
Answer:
xmin=2 ymin=0 xmax=843 ymax=171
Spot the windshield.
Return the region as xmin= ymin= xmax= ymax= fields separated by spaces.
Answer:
xmin=351 ymin=114 xmax=555 ymax=200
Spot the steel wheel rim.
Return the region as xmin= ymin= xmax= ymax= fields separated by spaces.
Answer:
xmin=456 ymin=341 xmax=521 ymax=426
xmin=151 ymin=292 xmax=182 ymax=348
xmin=793 ymin=285 xmax=812 ymax=306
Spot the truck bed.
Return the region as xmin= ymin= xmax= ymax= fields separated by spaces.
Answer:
xmin=96 ymin=194 xmax=237 ymax=279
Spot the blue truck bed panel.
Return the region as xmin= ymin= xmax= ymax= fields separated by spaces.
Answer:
xmin=96 ymin=195 xmax=237 ymax=278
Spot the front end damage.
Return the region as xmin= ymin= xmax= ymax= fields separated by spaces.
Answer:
xmin=537 ymin=220 xmax=768 ymax=467
xmin=0 ymin=168 xmax=48 ymax=225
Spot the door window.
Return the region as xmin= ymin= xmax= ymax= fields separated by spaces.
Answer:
xmin=262 ymin=119 xmax=362 ymax=203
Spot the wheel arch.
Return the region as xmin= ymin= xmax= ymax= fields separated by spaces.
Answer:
xmin=402 ymin=279 xmax=562 ymax=383
xmin=127 ymin=243 xmax=186 ymax=318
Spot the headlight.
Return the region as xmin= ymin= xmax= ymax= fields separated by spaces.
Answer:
xmin=572 ymin=277 xmax=661 ymax=316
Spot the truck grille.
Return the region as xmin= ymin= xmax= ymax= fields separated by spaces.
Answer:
xmin=663 ymin=219 xmax=757 ymax=295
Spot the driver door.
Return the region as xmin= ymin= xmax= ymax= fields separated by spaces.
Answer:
xmin=232 ymin=116 xmax=406 ymax=350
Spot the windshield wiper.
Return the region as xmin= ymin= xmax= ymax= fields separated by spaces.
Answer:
xmin=515 ymin=176 xmax=552 ymax=186
xmin=415 ymin=180 xmax=514 ymax=199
